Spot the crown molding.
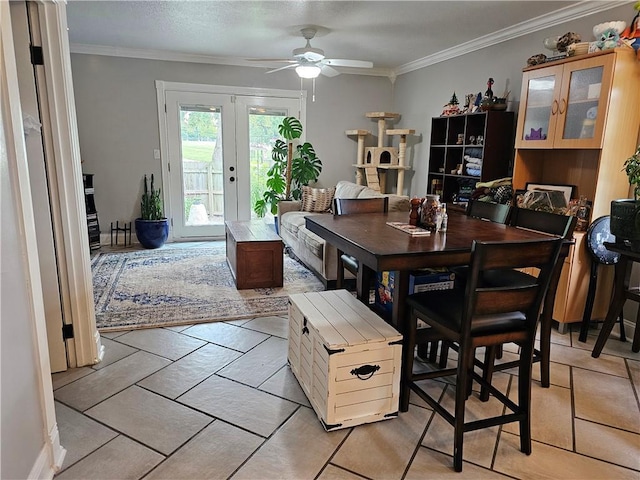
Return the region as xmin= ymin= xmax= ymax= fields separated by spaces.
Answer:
xmin=394 ymin=0 xmax=633 ymax=76
xmin=69 ymin=43 xmax=392 ymax=77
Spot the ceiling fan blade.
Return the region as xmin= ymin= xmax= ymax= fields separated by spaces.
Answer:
xmin=266 ymin=63 xmax=298 ymax=74
xmin=323 ymin=59 xmax=373 ymax=69
xmin=320 ymin=65 xmax=340 ymax=77
xmin=246 ymin=58 xmax=296 ymax=63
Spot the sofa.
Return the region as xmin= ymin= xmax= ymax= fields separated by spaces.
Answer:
xmin=278 ymin=180 xmax=410 ymax=287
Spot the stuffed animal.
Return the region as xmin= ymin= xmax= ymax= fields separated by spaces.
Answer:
xmin=527 ymin=53 xmax=547 ymax=66
xmin=525 ymin=128 xmax=547 ymax=140
xmin=557 ymin=32 xmax=581 ymax=52
xmin=596 ymin=27 xmax=623 ymax=50
xmin=621 ymin=10 xmax=640 ymax=51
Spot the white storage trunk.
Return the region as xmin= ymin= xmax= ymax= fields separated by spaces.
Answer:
xmin=288 ymin=290 xmax=403 ymax=431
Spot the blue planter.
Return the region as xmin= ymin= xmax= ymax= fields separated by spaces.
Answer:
xmin=135 ymin=218 xmax=169 ymax=249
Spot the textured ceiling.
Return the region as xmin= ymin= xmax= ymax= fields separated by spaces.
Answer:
xmin=65 ymin=1 xmax=626 ymax=75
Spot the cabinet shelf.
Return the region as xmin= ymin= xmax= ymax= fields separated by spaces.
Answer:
xmin=427 ymin=111 xmax=514 ymax=204
xmin=83 ymin=173 xmax=100 ymax=250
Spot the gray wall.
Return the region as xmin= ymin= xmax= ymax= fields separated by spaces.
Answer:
xmin=71 ymin=54 xmax=392 ymax=229
xmin=394 ymin=3 xmax=638 ymax=197
xmin=71 ymin=3 xmax=637 ymax=231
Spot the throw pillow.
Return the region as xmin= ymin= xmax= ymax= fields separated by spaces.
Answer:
xmin=301 ymin=186 xmax=336 ymax=213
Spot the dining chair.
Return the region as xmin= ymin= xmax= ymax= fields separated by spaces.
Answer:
xmin=466 ymin=199 xmax=512 ymax=224
xmin=401 ymin=237 xmax=564 ymax=472
xmin=333 ymin=197 xmax=389 ymax=290
xmin=479 ymin=208 xmax=577 ymax=397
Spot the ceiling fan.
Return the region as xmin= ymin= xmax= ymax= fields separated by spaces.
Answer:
xmin=251 ymin=27 xmax=373 ymax=79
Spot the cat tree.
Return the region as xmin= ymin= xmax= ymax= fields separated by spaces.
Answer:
xmin=346 ymin=112 xmax=414 ymax=195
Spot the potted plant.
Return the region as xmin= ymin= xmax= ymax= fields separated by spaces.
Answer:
xmin=135 ymin=174 xmax=169 ymax=249
xmin=611 ymin=144 xmax=640 ymax=249
xmin=253 ymin=116 xmax=322 ymax=221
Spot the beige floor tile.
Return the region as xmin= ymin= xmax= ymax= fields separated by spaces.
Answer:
xmin=549 ymin=326 xmax=572 ymax=346
xmin=258 ymin=365 xmax=311 ymax=407
xmin=115 ymin=328 xmax=207 ymax=360
xmin=146 ymin=420 xmax=263 ymax=480
xmin=574 ymin=418 xmax=640 ymax=471
xmin=55 ymin=402 xmax=118 ymax=471
xmin=233 ymin=407 xmax=348 ymax=480
xmin=421 ymin=385 xmax=504 ymax=468
xmin=332 ymin=405 xmax=430 ymax=479
xmin=548 ymin=342 xmax=629 ymax=377
xmin=317 ymin=464 xmax=366 ymax=480
xmin=503 ymin=381 xmax=573 ymax=450
xmin=92 ymin=337 xmax=138 ymax=370
xmin=164 ymin=324 xmax=192 ymax=332
xmin=54 ymin=351 xmax=171 ymax=411
xmin=241 ymin=315 xmax=289 ymax=338
xmin=405 ymin=446 xmax=512 ymax=479
xmin=532 ymin=360 xmax=571 ymax=388
xmin=571 ymin=328 xmax=640 ymax=360
xmin=55 ymin=435 xmax=164 ymax=480
xmin=86 ymin=385 xmax=212 ymax=455
xmin=183 ymin=321 xmax=269 ymax=352
xmin=224 ymin=318 xmax=252 ymax=326
xmin=99 ymin=330 xmax=130 ymax=339
xmin=178 ymin=374 xmax=298 ymax=437
xmin=139 ymin=343 xmax=241 ymax=398
xmin=52 ymin=367 xmax=94 ymax=390
xmin=217 ymin=336 xmax=287 ymax=387
xmin=629 ymin=359 xmax=640 ymax=392
xmin=573 ymin=367 xmax=640 ymax=433
xmin=494 ymin=431 xmax=639 ymax=479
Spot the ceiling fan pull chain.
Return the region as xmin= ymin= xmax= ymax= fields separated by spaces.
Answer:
xmin=312 ymin=78 xmax=316 ymax=103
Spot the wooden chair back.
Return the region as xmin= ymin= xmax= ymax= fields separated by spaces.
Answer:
xmin=465 ymin=238 xmax=563 ymax=325
xmin=510 ymin=207 xmax=577 ymax=239
xmin=333 ymin=197 xmax=389 ymax=215
xmin=467 ymin=200 xmax=511 ymax=224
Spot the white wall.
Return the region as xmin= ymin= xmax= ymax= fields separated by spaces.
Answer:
xmin=70 ymin=54 xmax=392 ymax=230
xmin=393 ymin=3 xmax=638 ymax=197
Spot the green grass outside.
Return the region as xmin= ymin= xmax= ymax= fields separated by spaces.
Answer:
xmin=182 ymin=141 xmax=215 ymax=162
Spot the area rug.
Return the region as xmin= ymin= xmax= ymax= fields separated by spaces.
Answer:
xmin=91 ymin=243 xmax=324 ymax=331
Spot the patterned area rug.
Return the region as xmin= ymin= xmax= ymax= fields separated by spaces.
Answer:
xmin=91 ymin=243 xmax=324 ymax=331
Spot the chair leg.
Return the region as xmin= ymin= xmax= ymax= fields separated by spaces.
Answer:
xmin=579 ymin=263 xmax=599 ymax=342
xmin=439 ymin=341 xmax=450 ymax=368
xmin=336 ymin=249 xmax=345 ymax=290
xmin=618 ymin=313 xmax=626 ymax=343
xmin=633 ymin=308 xmax=640 ymax=353
xmin=518 ymin=341 xmax=534 ymax=455
xmin=454 ymin=346 xmax=471 ymax=472
xmin=480 ymin=346 xmax=497 ymax=402
xmin=495 ymin=344 xmax=503 ymax=360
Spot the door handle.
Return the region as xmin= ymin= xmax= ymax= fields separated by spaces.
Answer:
xmin=551 ymin=99 xmax=559 ymax=115
xmin=558 ymin=98 xmax=566 ymax=115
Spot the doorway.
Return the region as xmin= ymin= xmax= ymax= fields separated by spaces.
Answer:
xmin=158 ymin=83 xmax=303 ymax=239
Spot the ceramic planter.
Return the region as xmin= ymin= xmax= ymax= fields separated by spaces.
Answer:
xmin=135 ymin=218 xmax=169 ymax=249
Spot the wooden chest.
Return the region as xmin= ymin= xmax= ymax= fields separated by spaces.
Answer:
xmin=225 ymin=220 xmax=283 ymax=289
xmin=288 ymin=290 xmax=402 ymax=431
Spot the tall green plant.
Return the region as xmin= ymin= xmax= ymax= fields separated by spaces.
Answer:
xmin=140 ymin=174 xmax=163 ymax=220
xmin=623 ymin=144 xmax=640 ymax=200
xmin=253 ymin=117 xmax=322 ymax=217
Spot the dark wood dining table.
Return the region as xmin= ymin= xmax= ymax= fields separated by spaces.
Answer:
xmin=305 ymin=208 xmax=556 ymax=344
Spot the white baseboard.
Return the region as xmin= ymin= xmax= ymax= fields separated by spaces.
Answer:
xmin=27 ymin=424 xmax=66 ymax=480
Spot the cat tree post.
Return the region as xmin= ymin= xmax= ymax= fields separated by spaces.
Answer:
xmin=387 ymin=129 xmax=415 ymax=195
xmin=345 ymin=129 xmax=370 ymax=185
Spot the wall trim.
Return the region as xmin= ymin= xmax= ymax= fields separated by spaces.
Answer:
xmin=394 ymin=0 xmax=632 ymax=75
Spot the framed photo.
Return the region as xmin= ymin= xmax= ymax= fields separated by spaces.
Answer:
xmin=525 ymin=183 xmax=575 ymax=206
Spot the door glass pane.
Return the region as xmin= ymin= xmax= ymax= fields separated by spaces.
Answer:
xmin=522 ymin=75 xmax=556 ymax=141
xmin=563 ymin=66 xmax=603 ymax=140
xmin=248 ymin=107 xmax=289 ymax=219
xmin=180 ymin=106 xmax=223 ymax=226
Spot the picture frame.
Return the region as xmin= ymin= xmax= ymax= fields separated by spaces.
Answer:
xmin=525 ymin=183 xmax=575 ymax=206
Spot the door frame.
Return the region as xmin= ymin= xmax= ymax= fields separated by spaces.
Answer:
xmin=156 ymin=81 xmax=306 ymax=241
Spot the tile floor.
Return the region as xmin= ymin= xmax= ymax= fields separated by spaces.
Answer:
xmin=52 ymin=311 xmax=640 ymax=479
xmin=55 ymin=241 xmax=640 ymax=478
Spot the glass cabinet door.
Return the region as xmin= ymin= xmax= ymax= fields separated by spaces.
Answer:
xmin=515 ymin=65 xmax=563 ymax=149
xmin=554 ymin=55 xmax=614 ymax=149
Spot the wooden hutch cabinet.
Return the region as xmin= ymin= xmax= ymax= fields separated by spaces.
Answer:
xmin=512 ymin=47 xmax=640 ymax=330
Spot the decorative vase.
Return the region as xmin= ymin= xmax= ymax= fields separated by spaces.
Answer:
xmin=610 ymin=199 xmax=640 ymax=250
xmin=135 ymin=218 xmax=169 ymax=249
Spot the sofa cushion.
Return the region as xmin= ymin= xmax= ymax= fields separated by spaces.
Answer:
xmin=297 ymin=226 xmax=324 ymax=258
xmin=301 ymin=186 xmax=335 ymax=213
xmin=280 ymin=211 xmax=309 ymax=236
xmin=335 ymin=181 xmax=367 ymax=199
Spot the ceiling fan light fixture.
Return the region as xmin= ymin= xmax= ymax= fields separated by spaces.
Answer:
xmin=296 ymin=64 xmax=321 ymax=79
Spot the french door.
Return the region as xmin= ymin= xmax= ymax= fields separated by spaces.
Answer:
xmin=161 ymin=84 xmax=302 ymax=239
